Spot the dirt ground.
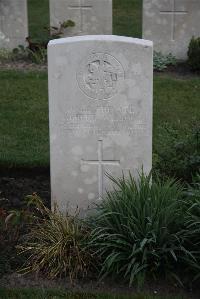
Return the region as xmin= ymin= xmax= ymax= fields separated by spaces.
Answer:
xmin=1 ymin=60 xmax=200 ymax=79
xmin=0 ymin=272 xmax=200 ymax=299
xmin=0 ymin=168 xmax=50 ymax=210
xmin=156 ymin=62 xmax=200 ymax=78
xmin=0 ymin=60 xmax=47 ymax=72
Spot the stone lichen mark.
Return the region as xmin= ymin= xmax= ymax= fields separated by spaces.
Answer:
xmin=81 ymin=139 xmax=120 ymax=200
xmin=160 ymin=0 xmax=188 ymax=41
xmin=69 ymin=0 xmax=93 ymax=32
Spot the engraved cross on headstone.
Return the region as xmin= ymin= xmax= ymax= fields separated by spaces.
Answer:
xmin=69 ymin=0 xmax=93 ymax=33
xmin=81 ymin=139 xmax=120 ymax=200
xmin=160 ymin=0 xmax=188 ymax=41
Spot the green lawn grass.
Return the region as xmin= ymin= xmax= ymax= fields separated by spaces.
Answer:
xmin=0 ymin=71 xmax=49 ymax=168
xmin=113 ymin=0 xmax=142 ymax=37
xmin=153 ymin=75 xmax=200 ymax=137
xmin=0 ymin=70 xmax=199 ymax=168
xmin=28 ymin=0 xmax=50 ymax=42
xmin=0 ymin=289 xmax=185 ymax=299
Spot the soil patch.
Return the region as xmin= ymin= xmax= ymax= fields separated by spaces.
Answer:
xmin=155 ymin=62 xmax=200 ymax=79
xmin=0 ymin=168 xmax=50 ymax=210
xmin=1 ymin=60 xmax=200 ymax=79
xmin=0 ymin=273 xmax=199 ymax=299
xmin=0 ymin=60 xmax=47 ymax=72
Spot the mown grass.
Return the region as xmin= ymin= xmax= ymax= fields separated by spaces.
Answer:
xmin=0 ymin=289 xmax=185 ymax=299
xmin=28 ymin=0 xmax=50 ymax=42
xmin=0 ymin=70 xmax=199 ymax=168
xmin=0 ymin=71 xmax=49 ymax=168
xmin=153 ymin=75 xmax=200 ymax=138
xmin=113 ymin=0 xmax=142 ymax=37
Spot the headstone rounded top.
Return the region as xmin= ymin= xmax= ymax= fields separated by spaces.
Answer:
xmin=48 ymin=35 xmax=153 ymax=47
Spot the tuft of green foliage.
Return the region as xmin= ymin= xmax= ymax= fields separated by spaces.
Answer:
xmin=88 ymin=172 xmax=200 ymax=287
xmin=0 ymin=19 xmax=75 ymax=65
xmin=0 ymin=48 xmax=13 ymax=62
xmin=12 ymin=45 xmax=29 ymax=61
xmin=0 ymin=45 xmax=47 ymax=65
xmin=18 ymin=196 xmax=93 ymax=283
xmin=49 ymin=20 xmax=75 ymax=39
xmin=153 ymin=52 xmax=177 ymax=71
xmin=12 ymin=45 xmax=47 ymax=64
xmin=154 ymin=121 xmax=200 ymax=183
xmin=27 ymin=47 xmax=47 ymax=64
xmin=188 ymin=36 xmax=200 ymax=71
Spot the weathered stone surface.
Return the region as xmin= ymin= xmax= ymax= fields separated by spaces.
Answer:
xmin=0 ymin=0 xmax=28 ymax=49
xmin=48 ymin=35 xmax=153 ymax=215
xmin=143 ymin=0 xmax=200 ymax=59
xmin=49 ymin=0 xmax=112 ymax=36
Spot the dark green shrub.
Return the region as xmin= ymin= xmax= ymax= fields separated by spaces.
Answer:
xmin=88 ymin=173 xmax=200 ymax=286
xmin=188 ymin=36 xmax=200 ymax=71
xmin=154 ymin=122 xmax=200 ymax=183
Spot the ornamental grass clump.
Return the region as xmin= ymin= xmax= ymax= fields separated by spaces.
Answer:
xmin=89 ymin=172 xmax=200 ymax=286
xmin=183 ymin=173 xmax=200 ymax=281
xmin=18 ymin=199 xmax=93 ymax=283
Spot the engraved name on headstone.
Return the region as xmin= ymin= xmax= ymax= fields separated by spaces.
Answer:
xmin=49 ymin=0 xmax=112 ymax=36
xmin=143 ymin=0 xmax=200 ymax=59
xmin=48 ymin=35 xmax=153 ymax=215
xmin=0 ymin=0 xmax=28 ymax=49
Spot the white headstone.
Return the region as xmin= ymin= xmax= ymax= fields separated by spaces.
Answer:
xmin=49 ymin=0 xmax=112 ymax=36
xmin=143 ymin=0 xmax=200 ymax=59
xmin=48 ymin=35 xmax=153 ymax=215
xmin=0 ymin=0 xmax=28 ymax=49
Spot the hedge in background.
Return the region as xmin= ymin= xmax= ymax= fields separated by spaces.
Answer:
xmin=188 ymin=36 xmax=200 ymax=71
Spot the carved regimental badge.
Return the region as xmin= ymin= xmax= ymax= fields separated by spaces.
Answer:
xmin=77 ymin=53 xmax=124 ymax=100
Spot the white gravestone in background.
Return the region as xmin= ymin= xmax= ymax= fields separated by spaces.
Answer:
xmin=0 ymin=0 xmax=28 ymax=49
xmin=143 ymin=0 xmax=200 ymax=59
xmin=48 ymin=35 xmax=153 ymax=215
xmin=49 ymin=0 xmax=112 ymax=36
